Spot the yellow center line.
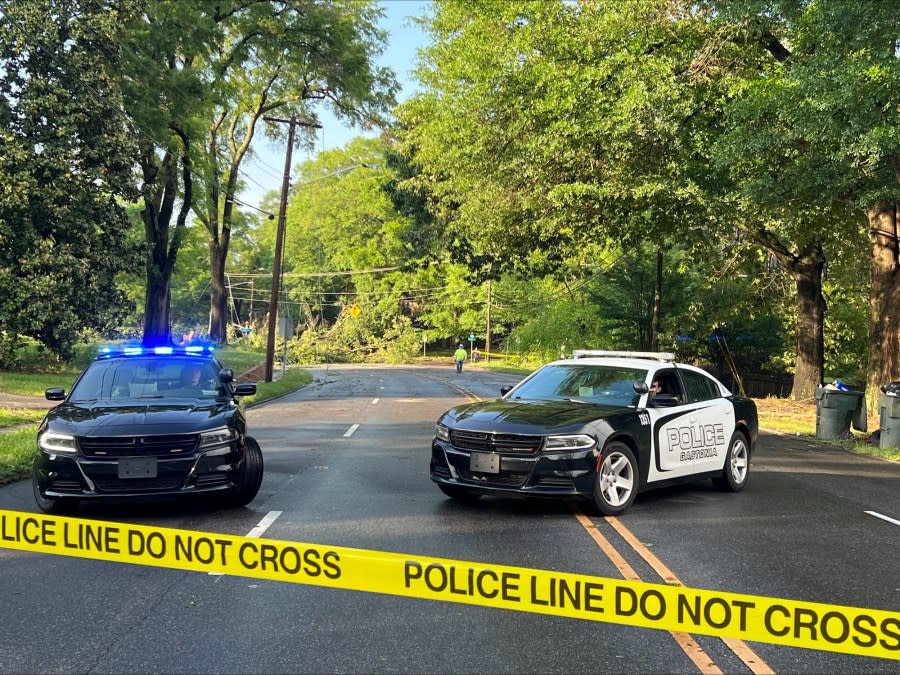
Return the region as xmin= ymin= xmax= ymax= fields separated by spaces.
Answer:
xmin=573 ymin=510 xmax=723 ymax=674
xmin=604 ymin=513 xmax=774 ymax=675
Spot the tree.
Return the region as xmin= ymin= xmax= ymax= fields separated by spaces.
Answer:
xmin=191 ymin=0 xmax=398 ymax=344
xmin=705 ymin=0 xmax=900 ymax=401
xmin=116 ymin=0 xmax=397 ymax=346
xmin=399 ymin=1 xmax=722 ymax=346
xmin=0 ymin=0 xmax=139 ymax=361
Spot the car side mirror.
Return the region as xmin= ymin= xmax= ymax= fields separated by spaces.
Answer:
xmin=219 ymin=368 xmax=235 ymax=384
xmin=45 ymin=387 xmax=65 ymax=401
xmin=633 ymin=382 xmax=649 ymax=395
xmin=234 ymin=383 xmax=256 ymax=397
xmin=500 ymin=385 xmax=513 ymax=396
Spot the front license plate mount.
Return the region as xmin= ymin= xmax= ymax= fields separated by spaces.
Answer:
xmin=118 ymin=457 xmax=158 ymax=479
xmin=469 ymin=452 xmax=500 ymax=474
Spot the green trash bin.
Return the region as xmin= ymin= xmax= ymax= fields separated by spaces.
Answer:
xmin=815 ymin=385 xmax=867 ymax=441
xmin=878 ymin=394 xmax=900 ymax=449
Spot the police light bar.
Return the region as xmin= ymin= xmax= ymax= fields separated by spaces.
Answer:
xmin=572 ymin=350 xmax=675 ymax=362
xmin=95 ymin=342 xmax=217 ymax=359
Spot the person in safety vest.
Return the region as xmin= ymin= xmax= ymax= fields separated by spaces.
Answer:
xmin=454 ymin=344 xmax=467 ymax=373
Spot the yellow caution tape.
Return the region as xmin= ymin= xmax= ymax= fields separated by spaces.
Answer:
xmin=1 ymin=508 xmax=897 ymax=660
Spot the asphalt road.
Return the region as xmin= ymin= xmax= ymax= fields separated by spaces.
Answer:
xmin=0 ymin=364 xmax=898 ymax=673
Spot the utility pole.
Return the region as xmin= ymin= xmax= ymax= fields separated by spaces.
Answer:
xmin=485 ymin=279 xmax=492 ymax=363
xmin=263 ymin=116 xmax=321 ymax=382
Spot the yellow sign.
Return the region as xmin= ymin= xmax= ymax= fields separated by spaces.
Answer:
xmin=1 ymin=509 xmax=897 ymax=660
xmin=349 ymin=304 xmax=362 ymax=317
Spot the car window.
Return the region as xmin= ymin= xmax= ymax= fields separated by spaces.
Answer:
xmin=509 ymin=365 xmax=647 ymax=407
xmin=70 ymin=358 xmax=222 ymax=401
xmin=680 ymin=369 xmax=720 ymax=402
xmin=651 ymin=368 xmax=683 ymax=400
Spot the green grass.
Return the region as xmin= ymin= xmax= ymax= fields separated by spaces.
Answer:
xmin=215 ymin=346 xmax=267 ymax=375
xmin=0 ymin=371 xmax=79 ymax=396
xmin=0 ymin=408 xmax=46 ymax=428
xmin=0 ymin=428 xmax=38 ymax=484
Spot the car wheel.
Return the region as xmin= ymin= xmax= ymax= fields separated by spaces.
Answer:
xmin=225 ymin=436 xmax=264 ymax=507
xmin=438 ymin=484 xmax=481 ymax=502
xmin=32 ymin=465 xmax=78 ymax=515
xmin=593 ymin=442 xmax=638 ymax=516
xmin=713 ymin=431 xmax=750 ymax=492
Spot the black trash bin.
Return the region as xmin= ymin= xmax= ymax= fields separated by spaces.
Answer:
xmin=878 ymin=386 xmax=900 ymax=449
xmin=814 ymin=385 xmax=867 ymax=441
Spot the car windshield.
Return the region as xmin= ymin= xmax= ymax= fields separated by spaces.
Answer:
xmin=69 ymin=357 xmax=224 ymax=402
xmin=507 ymin=364 xmax=647 ymax=407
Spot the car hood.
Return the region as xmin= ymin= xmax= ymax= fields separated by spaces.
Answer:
xmin=44 ymin=400 xmax=237 ymax=436
xmin=440 ymin=398 xmax=627 ymax=434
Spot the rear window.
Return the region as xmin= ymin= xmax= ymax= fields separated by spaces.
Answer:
xmin=680 ymin=370 xmax=721 ymax=402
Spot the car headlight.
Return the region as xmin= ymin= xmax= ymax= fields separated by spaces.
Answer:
xmin=543 ymin=434 xmax=596 ymax=452
xmin=39 ymin=431 xmax=77 ymax=453
xmin=435 ymin=423 xmax=451 ymax=442
xmin=199 ymin=427 xmax=238 ymax=449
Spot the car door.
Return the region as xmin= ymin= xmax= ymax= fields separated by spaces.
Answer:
xmin=645 ymin=367 xmax=734 ymax=482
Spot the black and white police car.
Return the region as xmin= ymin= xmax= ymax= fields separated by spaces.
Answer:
xmin=430 ymin=350 xmax=758 ymax=515
xmin=32 ymin=342 xmax=262 ymax=513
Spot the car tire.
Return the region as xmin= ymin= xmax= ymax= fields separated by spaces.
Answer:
xmin=713 ymin=431 xmax=750 ymax=492
xmin=225 ymin=436 xmax=264 ymax=507
xmin=32 ymin=464 xmax=78 ymax=515
xmin=593 ymin=442 xmax=638 ymax=516
xmin=438 ymin=484 xmax=481 ymax=502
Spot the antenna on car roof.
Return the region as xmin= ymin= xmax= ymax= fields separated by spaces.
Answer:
xmin=571 ymin=350 xmax=675 ymax=362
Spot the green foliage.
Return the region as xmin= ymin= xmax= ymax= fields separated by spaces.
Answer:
xmin=0 ymin=0 xmax=141 ymax=362
xmin=375 ymin=317 xmax=424 ymax=364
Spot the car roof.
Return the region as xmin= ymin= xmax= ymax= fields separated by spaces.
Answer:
xmin=552 ymin=350 xmax=675 ymax=371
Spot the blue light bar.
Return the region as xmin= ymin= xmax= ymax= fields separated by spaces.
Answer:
xmin=95 ymin=342 xmax=217 ymax=360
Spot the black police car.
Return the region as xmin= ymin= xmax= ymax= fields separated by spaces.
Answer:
xmin=32 ymin=343 xmax=263 ymax=513
xmin=431 ymin=350 xmax=758 ymax=515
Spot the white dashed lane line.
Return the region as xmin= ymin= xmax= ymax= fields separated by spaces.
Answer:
xmin=865 ymin=510 xmax=900 ymax=527
xmin=344 ymin=423 xmax=360 ymax=438
xmin=211 ymin=510 xmax=283 ymax=578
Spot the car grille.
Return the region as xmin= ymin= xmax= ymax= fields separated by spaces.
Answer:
xmin=458 ymin=470 xmax=527 ymax=487
xmin=92 ymin=476 xmax=185 ymax=492
xmin=449 ymin=430 xmax=543 ymax=453
xmin=78 ymin=434 xmax=199 ymax=458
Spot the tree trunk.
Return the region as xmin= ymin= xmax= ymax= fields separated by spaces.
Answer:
xmin=787 ymin=246 xmax=826 ymax=400
xmin=143 ymin=263 xmax=170 ymax=344
xmin=866 ymin=202 xmax=900 ymax=408
xmin=207 ymin=238 xmax=228 ymax=344
xmin=140 ymin=132 xmax=191 ymax=347
xmin=650 ymin=249 xmax=662 ymax=352
xmin=749 ymin=227 xmax=826 ymax=400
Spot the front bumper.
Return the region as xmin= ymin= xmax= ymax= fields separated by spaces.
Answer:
xmin=430 ymin=439 xmax=598 ymax=499
xmin=33 ymin=444 xmax=243 ymax=499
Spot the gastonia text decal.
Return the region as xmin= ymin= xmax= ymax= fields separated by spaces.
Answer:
xmin=1 ymin=509 xmax=897 ymax=661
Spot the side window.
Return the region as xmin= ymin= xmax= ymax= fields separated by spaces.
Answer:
xmin=681 ymin=370 xmax=719 ymax=402
xmin=653 ymin=369 xmax=684 ymax=401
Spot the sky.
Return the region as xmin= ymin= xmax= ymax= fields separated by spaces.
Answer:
xmin=239 ymin=0 xmax=432 ymax=208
